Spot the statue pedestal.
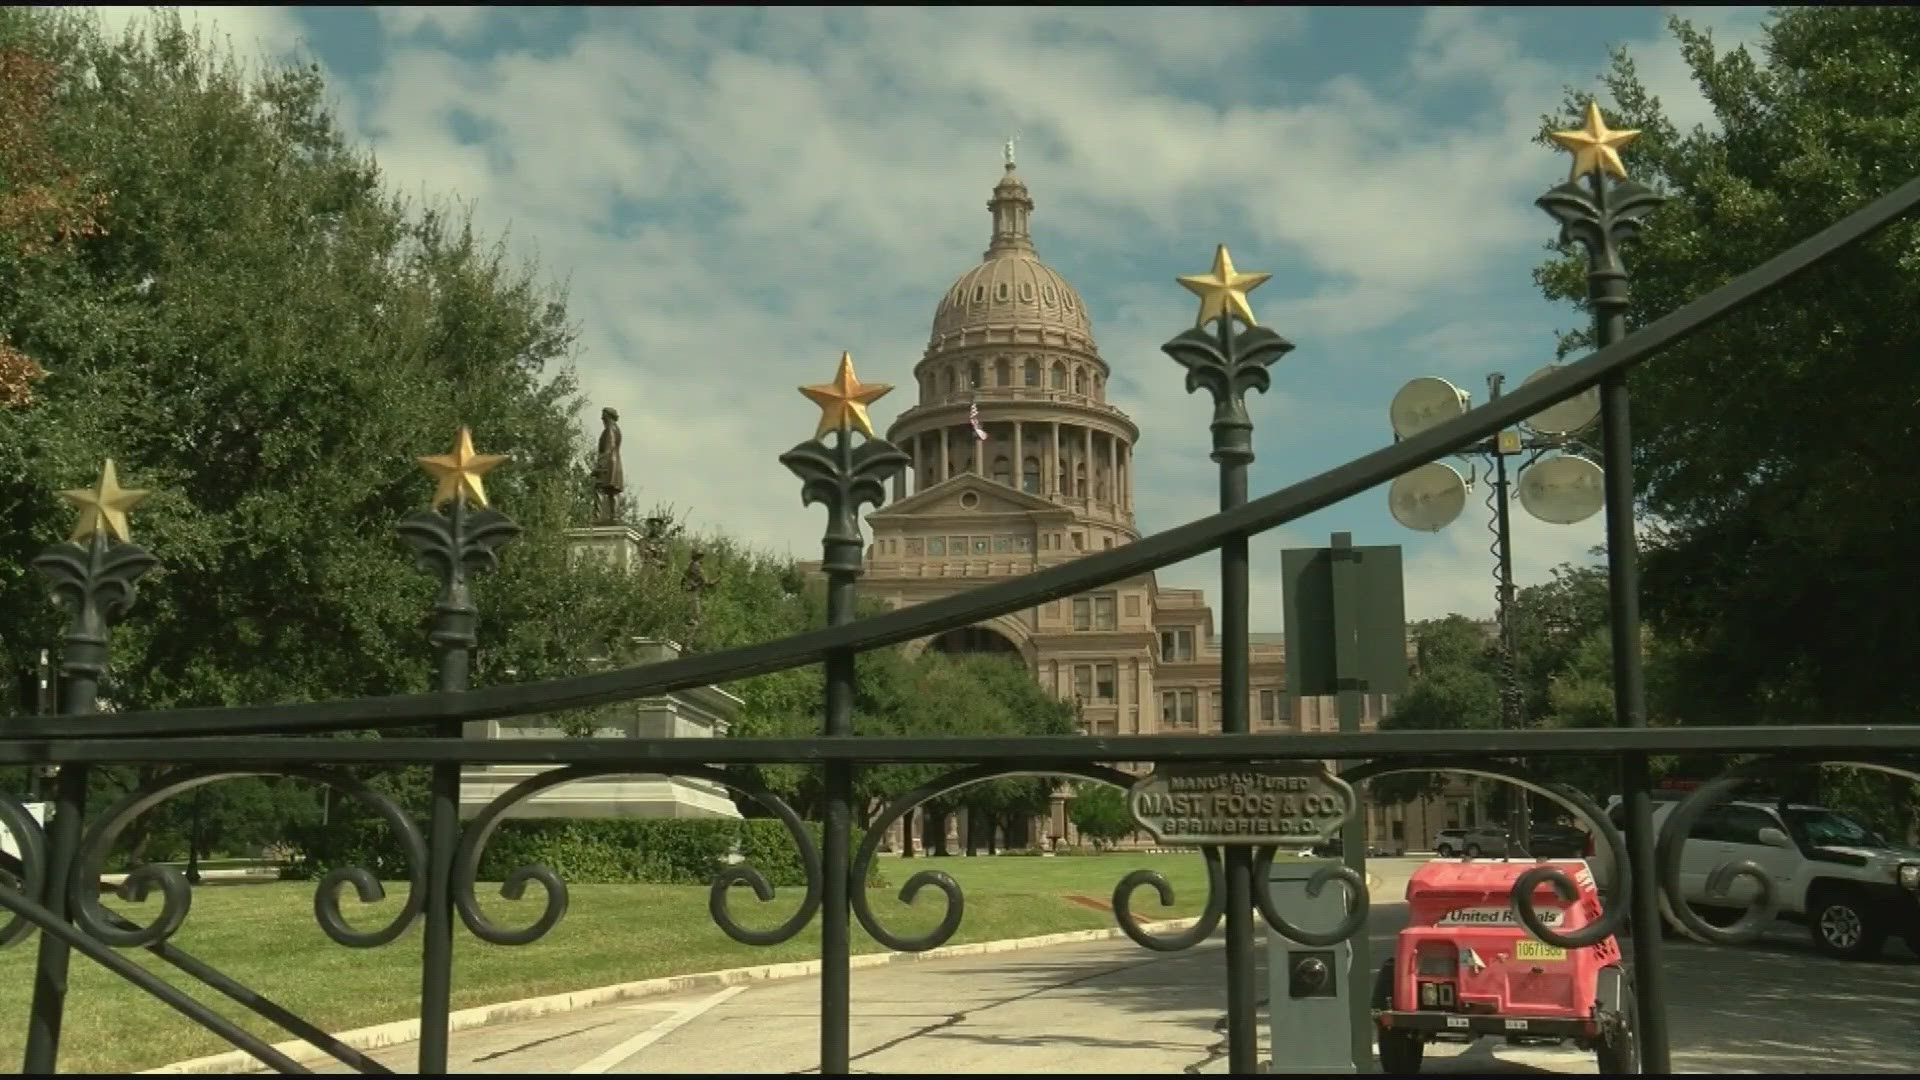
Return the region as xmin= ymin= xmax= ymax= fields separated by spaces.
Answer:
xmin=566 ymin=523 xmax=651 ymax=574
xmin=458 ymin=664 xmax=744 ymax=820
xmin=460 ymin=526 xmax=742 ymax=821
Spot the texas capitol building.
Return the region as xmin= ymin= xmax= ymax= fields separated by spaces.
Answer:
xmin=806 ymin=159 xmax=1477 ymax=854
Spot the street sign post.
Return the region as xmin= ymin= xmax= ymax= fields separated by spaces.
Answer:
xmin=1282 ymin=532 xmax=1408 ymax=1073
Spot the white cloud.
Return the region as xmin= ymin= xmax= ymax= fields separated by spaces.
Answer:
xmin=100 ymin=7 xmax=1751 ymax=631
xmin=373 ymin=7 xmax=498 ymax=44
xmin=84 ymin=5 xmax=309 ymax=62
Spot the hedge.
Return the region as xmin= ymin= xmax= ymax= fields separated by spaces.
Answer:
xmin=283 ymin=816 xmax=883 ymax=887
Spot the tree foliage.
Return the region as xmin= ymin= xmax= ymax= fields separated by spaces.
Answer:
xmin=1533 ymin=7 xmax=1920 ymax=724
xmin=0 ymin=9 xmax=834 ymax=858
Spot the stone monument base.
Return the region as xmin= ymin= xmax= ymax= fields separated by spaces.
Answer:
xmin=458 ymin=766 xmax=741 ymax=821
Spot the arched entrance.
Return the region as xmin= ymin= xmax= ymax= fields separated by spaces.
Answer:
xmin=905 ymin=623 xmax=1029 ymax=858
xmin=927 ymin=625 xmax=1021 ymax=658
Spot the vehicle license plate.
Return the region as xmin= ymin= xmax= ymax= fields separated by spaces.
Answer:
xmin=1514 ymin=940 xmax=1566 ymax=961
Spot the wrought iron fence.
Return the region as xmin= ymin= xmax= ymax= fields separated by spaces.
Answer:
xmin=4 ymin=117 xmax=1920 ymax=1077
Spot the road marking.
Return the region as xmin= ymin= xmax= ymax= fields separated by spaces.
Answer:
xmin=571 ymin=986 xmax=745 ymax=1074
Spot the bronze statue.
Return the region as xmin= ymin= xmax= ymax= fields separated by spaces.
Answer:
xmin=683 ymin=547 xmax=715 ymax=645
xmin=641 ymin=515 xmax=676 ymax=572
xmin=591 ymin=407 xmax=623 ymax=524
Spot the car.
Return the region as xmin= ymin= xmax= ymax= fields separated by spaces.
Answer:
xmin=1589 ymin=793 xmax=1920 ymax=959
xmin=1432 ymin=827 xmax=1512 ymax=858
xmin=1518 ymin=821 xmax=1592 ymax=859
xmin=1372 ymin=858 xmax=1635 ymax=1074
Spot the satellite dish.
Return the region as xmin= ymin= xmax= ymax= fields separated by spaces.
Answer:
xmin=1388 ymin=461 xmax=1469 ymax=532
xmin=1517 ymin=454 xmax=1606 ymax=525
xmin=1518 ymin=363 xmax=1601 ymax=437
xmin=1388 ymin=377 xmax=1470 ymax=441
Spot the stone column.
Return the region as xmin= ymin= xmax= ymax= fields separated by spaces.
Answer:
xmin=1082 ymin=426 xmax=1094 ymax=502
xmin=940 ymin=427 xmax=951 ymax=482
xmin=1012 ymin=420 xmax=1024 ymax=493
xmin=1049 ymin=422 xmax=1061 ymax=498
xmin=1107 ymin=436 xmax=1118 ymax=513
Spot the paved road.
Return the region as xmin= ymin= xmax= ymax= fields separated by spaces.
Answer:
xmin=282 ymin=897 xmax=1920 ymax=1074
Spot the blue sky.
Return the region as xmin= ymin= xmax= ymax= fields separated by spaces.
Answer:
xmin=89 ymin=6 xmax=1772 ymax=630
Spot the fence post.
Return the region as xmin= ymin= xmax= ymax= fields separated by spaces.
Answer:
xmin=1166 ymin=249 xmax=1294 ymax=1073
xmin=22 ymin=460 xmax=159 ymax=1073
xmin=399 ymin=428 xmax=520 ymax=1074
xmin=1539 ymin=100 xmax=1670 ymax=1072
xmin=783 ymin=353 xmax=909 ymax=1074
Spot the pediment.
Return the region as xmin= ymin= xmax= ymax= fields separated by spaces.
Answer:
xmin=871 ymin=474 xmax=1063 ymax=520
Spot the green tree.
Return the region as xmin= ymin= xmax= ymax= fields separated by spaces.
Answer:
xmin=1069 ymin=783 xmax=1136 ymax=850
xmin=1532 ymin=7 xmax=1920 ymax=725
xmin=0 ymin=9 xmax=809 ymax=858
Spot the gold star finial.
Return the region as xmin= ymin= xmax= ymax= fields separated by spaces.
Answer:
xmin=798 ymin=352 xmax=892 ymax=439
xmin=416 ymin=427 xmax=508 ymax=509
xmin=1549 ymin=100 xmax=1640 ymax=182
xmin=60 ymin=458 xmax=150 ymax=543
xmin=1177 ymin=244 xmax=1272 ymax=329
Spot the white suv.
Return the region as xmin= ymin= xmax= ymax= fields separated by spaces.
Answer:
xmin=1591 ymin=794 xmax=1920 ymax=959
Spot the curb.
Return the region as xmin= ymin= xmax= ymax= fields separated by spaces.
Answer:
xmin=144 ymin=917 xmax=1205 ymax=1075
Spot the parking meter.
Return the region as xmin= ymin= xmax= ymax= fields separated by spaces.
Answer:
xmin=1267 ymin=858 xmax=1357 ymax=1074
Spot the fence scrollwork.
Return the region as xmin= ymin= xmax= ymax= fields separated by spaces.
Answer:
xmin=0 ymin=795 xmax=49 ymax=949
xmin=452 ymin=763 xmax=822 ymax=948
xmin=851 ymin=763 xmax=1226 ymax=954
xmin=71 ymin=767 xmax=429 ymax=950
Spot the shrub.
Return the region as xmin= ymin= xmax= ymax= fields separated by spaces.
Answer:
xmin=282 ymin=816 xmax=881 ymax=887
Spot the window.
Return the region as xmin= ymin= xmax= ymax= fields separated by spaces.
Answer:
xmin=1259 ymin=689 xmax=1281 ymax=727
xmin=1720 ymin=806 xmax=1784 ymax=847
xmin=949 ymin=535 xmax=966 ymax=555
xmin=1073 ymin=664 xmax=1093 ymax=702
xmin=1022 ymin=457 xmax=1041 ymax=494
xmin=1075 ymin=370 xmax=1086 ymax=395
xmin=1161 ymin=628 xmax=1194 ymax=662
xmin=969 ymin=361 xmax=983 ymax=389
xmin=972 ymin=537 xmax=989 ymax=554
xmin=1024 ymin=358 xmax=1040 ymax=386
xmin=992 ymin=535 xmax=1010 ymax=553
xmin=942 ymin=369 xmax=954 ymax=395
xmin=927 ymin=537 xmax=946 ymax=556
xmin=1075 ymin=464 xmax=1087 ymax=498
xmin=1020 ymin=282 xmax=1034 ymax=301
xmin=1051 ymin=363 xmax=1066 ymax=389
xmin=1072 ymin=598 xmax=1091 ymax=631
xmin=1103 ymin=537 xmax=1113 ymax=550
xmin=905 ymin=538 xmax=924 ymax=556
xmin=1093 ymin=595 xmax=1116 ymax=630
xmin=996 ymin=357 xmax=1011 ymax=386
xmin=1160 ymin=690 xmax=1196 ymax=728
xmin=1072 ymin=532 xmax=1084 ymax=550
xmin=1015 ymin=536 xmax=1031 ymax=552
xmin=991 ymin=456 xmax=1012 ymax=485
xmin=996 ymin=282 xmax=1009 ymax=300
xmin=1043 ymin=285 xmax=1057 ymax=304
xmin=972 ymin=285 xmax=985 ymax=303
xmin=1095 ymin=663 xmax=1116 ymax=703
xmin=1210 ymin=690 xmax=1222 ymax=725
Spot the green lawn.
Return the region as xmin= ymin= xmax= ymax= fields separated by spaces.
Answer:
xmin=0 ymin=852 xmax=1212 ymax=1074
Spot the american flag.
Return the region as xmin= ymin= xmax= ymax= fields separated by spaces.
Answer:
xmin=968 ymin=399 xmax=988 ymax=442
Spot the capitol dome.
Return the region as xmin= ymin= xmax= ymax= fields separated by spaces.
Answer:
xmin=926 ymin=163 xmax=1096 ymax=349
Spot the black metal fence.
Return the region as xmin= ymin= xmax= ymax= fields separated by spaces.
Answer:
xmin=5 ymin=137 xmax=1920 ymax=1077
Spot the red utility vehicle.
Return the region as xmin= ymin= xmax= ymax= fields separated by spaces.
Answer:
xmin=1372 ymin=859 xmax=1636 ymax=1074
